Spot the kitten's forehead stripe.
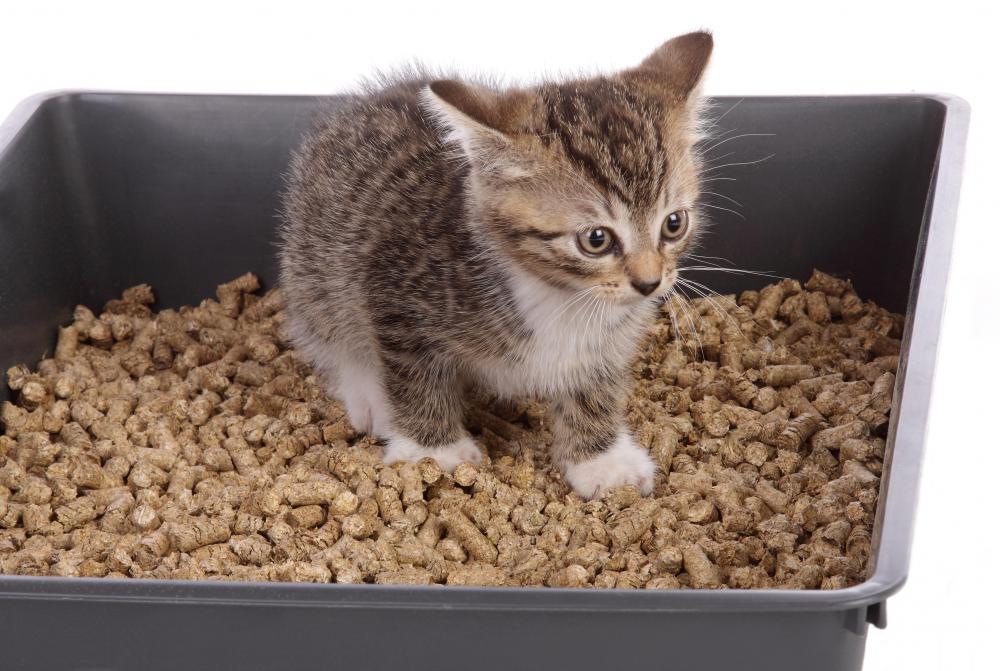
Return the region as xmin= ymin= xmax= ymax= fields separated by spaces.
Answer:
xmin=539 ymin=80 xmax=666 ymax=215
xmin=544 ymin=99 xmax=629 ymax=206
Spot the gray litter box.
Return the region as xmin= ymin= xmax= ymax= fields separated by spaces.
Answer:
xmin=0 ymin=91 xmax=968 ymax=671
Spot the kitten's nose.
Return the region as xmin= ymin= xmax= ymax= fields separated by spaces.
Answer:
xmin=630 ymin=278 xmax=662 ymax=296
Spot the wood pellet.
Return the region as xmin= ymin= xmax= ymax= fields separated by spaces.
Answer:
xmin=0 ymin=269 xmax=896 ymax=589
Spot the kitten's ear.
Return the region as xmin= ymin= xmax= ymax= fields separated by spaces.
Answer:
xmin=626 ymin=31 xmax=714 ymax=99
xmin=422 ymin=80 xmax=522 ymax=158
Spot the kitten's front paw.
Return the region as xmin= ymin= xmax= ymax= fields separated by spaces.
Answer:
xmin=336 ymin=364 xmax=392 ymax=439
xmin=563 ymin=433 xmax=657 ymax=499
xmin=383 ymin=435 xmax=483 ymax=472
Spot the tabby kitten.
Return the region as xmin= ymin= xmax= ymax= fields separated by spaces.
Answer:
xmin=279 ymin=31 xmax=712 ymax=499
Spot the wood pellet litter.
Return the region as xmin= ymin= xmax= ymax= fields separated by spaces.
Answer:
xmin=0 ymin=270 xmax=898 ymax=589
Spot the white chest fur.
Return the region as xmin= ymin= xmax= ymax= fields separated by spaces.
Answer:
xmin=470 ymin=270 xmax=649 ymax=398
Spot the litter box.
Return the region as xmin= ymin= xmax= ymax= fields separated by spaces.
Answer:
xmin=0 ymin=92 xmax=968 ymax=670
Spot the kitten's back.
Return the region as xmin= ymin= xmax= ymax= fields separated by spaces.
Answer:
xmin=279 ymin=76 xmax=463 ymax=357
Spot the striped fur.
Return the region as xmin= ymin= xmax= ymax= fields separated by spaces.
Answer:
xmin=279 ymin=32 xmax=713 ymax=498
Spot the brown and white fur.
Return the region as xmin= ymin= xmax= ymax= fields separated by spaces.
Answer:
xmin=279 ymin=32 xmax=713 ymax=499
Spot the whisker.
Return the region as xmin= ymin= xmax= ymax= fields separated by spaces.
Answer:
xmin=686 ymin=253 xmax=739 ymax=266
xmin=701 ymin=132 xmax=775 ymax=155
xmin=697 ymin=128 xmax=741 ymax=151
xmin=695 ymin=127 xmax=742 ymax=155
xmin=674 ymin=278 xmax=743 ymax=338
xmin=661 ymin=293 xmax=683 ymax=342
xmin=699 ymin=151 xmax=735 ymax=168
xmin=670 ymin=292 xmax=704 ymax=357
xmin=582 ymin=294 xmax=601 ymax=346
xmin=597 ymin=297 xmax=609 ymax=356
xmin=700 ymin=203 xmax=746 ymax=221
xmin=701 ymin=154 xmax=776 ymax=174
xmin=699 ymin=191 xmax=743 ymax=207
xmin=703 ymin=98 xmax=744 ymax=132
xmin=539 ymin=286 xmax=596 ymax=332
xmin=680 ymin=266 xmax=785 ymax=280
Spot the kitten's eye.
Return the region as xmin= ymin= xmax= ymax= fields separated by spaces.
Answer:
xmin=577 ymin=227 xmax=614 ymax=255
xmin=661 ymin=210 xmax=689 ymax=241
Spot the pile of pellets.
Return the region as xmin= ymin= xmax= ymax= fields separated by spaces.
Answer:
xmin=0 ymin=270 xmax=899 ymax=589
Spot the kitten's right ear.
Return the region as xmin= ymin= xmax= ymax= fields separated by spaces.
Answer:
xmin=421 ymin=81 xmax=521 ymax=159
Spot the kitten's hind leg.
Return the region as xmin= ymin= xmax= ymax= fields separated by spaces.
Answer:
xmin=284 ymin=315 xmax=391 ymax=438
xmin=380 ymin=356 xmax=482 ymax=471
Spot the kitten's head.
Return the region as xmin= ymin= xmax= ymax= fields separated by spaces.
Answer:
xmin=422 ymin=31 xmax=713 ymax=305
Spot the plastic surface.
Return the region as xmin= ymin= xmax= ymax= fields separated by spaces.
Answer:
xmin=0 ymin=92 xmax=969 ymax=671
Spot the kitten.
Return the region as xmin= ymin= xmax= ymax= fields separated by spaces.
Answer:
xmin=279 ymin=31 xmax=712 ymax=499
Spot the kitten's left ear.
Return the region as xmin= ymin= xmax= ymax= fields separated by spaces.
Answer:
xmin=625 ymin=31 xmax=714 ymax=100
xmin=422 ymin=81 xmax=529 ymax=164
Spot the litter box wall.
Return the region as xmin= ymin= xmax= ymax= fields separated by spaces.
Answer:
xmin=1 ymin=93 xmax=945 ymax=398
xmin=0 ymin=93 xmax=968 ymax=671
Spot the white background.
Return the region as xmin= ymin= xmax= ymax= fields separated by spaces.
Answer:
xmin=2 ymin=1 xmax=997 ymax=668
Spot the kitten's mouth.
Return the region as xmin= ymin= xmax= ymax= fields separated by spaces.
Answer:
xmin=646 ymin=271 xmax=678 ymax=302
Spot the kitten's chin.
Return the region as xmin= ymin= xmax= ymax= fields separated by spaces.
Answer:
xmin=648 ymin=277 xmax=678 ymax=304
xmin=620 ymin=290 xmax=667 ymax=308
